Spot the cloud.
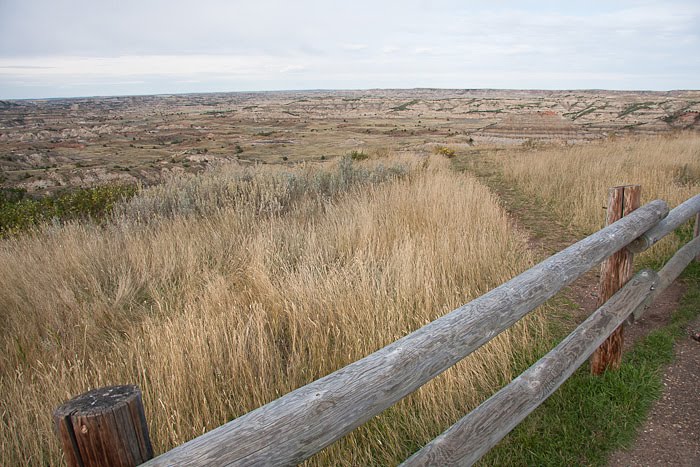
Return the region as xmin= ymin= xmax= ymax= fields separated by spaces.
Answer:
xmin=0 ymin=0 xmax=698 ymax=98
xmin=279 ymin=65 xmax=306 ymax=73
xmin=341 ymin=44 xmax=369 ymax=51
xmin=414 ymin=47 xmax=435 ymax=55
xmin=0 ymin=65 xmax=57 ymax=69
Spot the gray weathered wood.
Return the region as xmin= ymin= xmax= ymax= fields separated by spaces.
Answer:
xmin=634 ymin=235 xmax=700 ymax=320
xmin=143 ymin=200 xmax=667 ymax=467
xmin=628 ymin=193 xmax=700 ymax=253
xmin=402 ymin=270 xmax=658 ymax=467
xmin=695 ymin=212 xmax=700 ymax=262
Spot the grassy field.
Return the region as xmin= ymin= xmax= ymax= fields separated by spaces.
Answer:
xmin=1 ymin=133 xmax=698 ymax=465
xmin=0 ymin=154 xmax=545 ymax=465
xmin=497 ymin=133 xmax=700 ymax=264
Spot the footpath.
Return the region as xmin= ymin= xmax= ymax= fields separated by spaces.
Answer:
xmin=458 ymin=155 xmax=700 ymax=466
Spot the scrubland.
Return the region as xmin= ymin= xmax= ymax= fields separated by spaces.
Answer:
xmin=0 ymin=154 xmax=543 ymax=465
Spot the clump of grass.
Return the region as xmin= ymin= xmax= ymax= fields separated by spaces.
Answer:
xmin=618 ymin=102 xmax=655 ymax=118
xmin=114 ymin=155 xmax=410 ymax=223
xmin=391 ymin=99 xmax=419 ymax=111
xmin=348 ymin=149 xmax=368 ymax=161
xmin=673 ymin=163 xmax=700 ymax=187
xmin=435 ymin=145 xmax=456 ymax=158
xmin=0 ymin=154 xmax=544 ymax=465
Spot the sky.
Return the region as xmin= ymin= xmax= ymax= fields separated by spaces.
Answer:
xmin=0 ymin=0 xmax=698 ymax=99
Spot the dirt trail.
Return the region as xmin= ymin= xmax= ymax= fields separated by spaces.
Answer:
xmin=457 ymin=154 xmax=699 ymax=465
xmin=456 ymin=153 xmax=599 ymax=320
xmin=608 ymin=313 xmax=700 ymax=466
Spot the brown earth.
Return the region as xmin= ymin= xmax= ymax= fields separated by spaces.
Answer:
xmin=608 ymin=311 xmax=700 ymax=467
xmin=2 ymin=89 xmax=699 ymax=194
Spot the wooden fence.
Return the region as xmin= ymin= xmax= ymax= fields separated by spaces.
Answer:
xmin=54 ymin=188 xmax=700 ymax=466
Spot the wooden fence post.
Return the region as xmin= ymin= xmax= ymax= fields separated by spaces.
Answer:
xmin=590 ymin=185 xmax=641 ymax=375
xmin=695 ymin=212 xmax=700 ymax=262
xmin=53 ymin=385 xmax=153 ymax=467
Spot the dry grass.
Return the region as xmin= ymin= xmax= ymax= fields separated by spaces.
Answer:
xmin=0 ymin=154 xmax=544 ymax=465
xmin=499 ymin=133 xmax=700 ymax=262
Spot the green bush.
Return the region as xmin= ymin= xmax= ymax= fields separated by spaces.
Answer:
xmin=348 ymin=150 xmax=368 ymax=161
xmin=0 ymin=184 xmax=138 ymax=237
xmin=435 ymin=146 xmax=456 ymax=158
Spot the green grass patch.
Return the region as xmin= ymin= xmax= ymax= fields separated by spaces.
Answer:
xmin=348 ymin=150 xmax=369 ymax=161
xmin=464 ymin=109 xmax=504 ymax=114
xmin=569 ymin=106 xmax=597 ymax=121
xmin=661 ymin=101 xmax=700 ymax=124
xmin=391 ymin=99 xmax=419 ymax=111
xmin=201 ymin=109 xmax=235 ymax=116
xmin=0 ymin=184 xmax=138 ymax=237
xmin=479 ymin=262 xmax=700 ymax=466
xmin=618 ymin=102 xmax=655 ymax=118
xmin=622 ymin=122 xmax=648 ymax=130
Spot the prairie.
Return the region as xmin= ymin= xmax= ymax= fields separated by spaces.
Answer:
xmin=0 ymin=154 xmax=545 ymax=465
xmin=495 ymin=133 xmax=700 ymax=263
xmin=1 ymin=90 xmax=699 ymax=465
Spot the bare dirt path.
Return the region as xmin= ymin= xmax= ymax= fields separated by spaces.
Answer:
xmin=456 ymin=153 xmax=699 ymax=465
xmin=454 ymin=153 xmax=600 ymax=321
xmin=607 ymin=315 xmax=700 ymax=467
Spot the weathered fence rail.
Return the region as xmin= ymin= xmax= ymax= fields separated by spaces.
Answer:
xmin=629 ymin=193 xmax=700 ymax=253
xmin=54 ymin=189 xmax=700 ymax=467
xmin=402 ymin=269 xmax=659 ymax=466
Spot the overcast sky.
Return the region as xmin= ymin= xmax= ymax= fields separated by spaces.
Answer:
xmin=0 ymin=0 xmax=698 ymax=99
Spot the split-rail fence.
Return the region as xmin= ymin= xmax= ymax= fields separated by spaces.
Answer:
xmin=53 ymin=186 xmax=700 ymax=466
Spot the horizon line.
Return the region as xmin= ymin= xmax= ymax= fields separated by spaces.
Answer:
xmin=3 ymin=86 xmax=700 ymax=102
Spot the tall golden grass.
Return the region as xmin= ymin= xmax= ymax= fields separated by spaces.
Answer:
xmin=499 ymin=133 xmax=700 ymax=262
xmin=0 ymin=155 xmax=543 ymax=465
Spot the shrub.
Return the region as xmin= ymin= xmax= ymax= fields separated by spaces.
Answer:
xmin=348 ymin=150 xmax=369 ymax=161
xmin=435 ymin=145 xmax=456 ymax=158
xmin=0 ymin=184 xmax=138 ymax=237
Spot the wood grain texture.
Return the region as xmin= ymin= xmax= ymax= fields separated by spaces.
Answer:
xmin=402 ymin=270 xmax=658 ymax=467
xmin=53 ymin=385 xmax=153 ymax=467
xmin=143 ymin=200 xmax=667 ymax=467
xmin=634 ymin=235 xmax=700 ymax=320
xmin=628 ymin=193 xmax=700 ymax=254
xmin=695 ymin=212 xmax=700 ymax=262
xmin=590 ymin=185 xmax=640 ymax=374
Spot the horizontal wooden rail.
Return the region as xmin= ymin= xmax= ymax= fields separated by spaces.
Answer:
xmin=406 ymin=209 xmax=700 ymax=465
xmin=634 ymin=234 xmax=700 ymax=320
xmin=695 ymin=212 xmax=700 ymax=262
xmin=143 ymin=200 xmax=668 ymax=466
xmin=402 ymin=270 xmax=658 ymax=466
xmin=629 ymin=193 xmax=700 ymax=253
